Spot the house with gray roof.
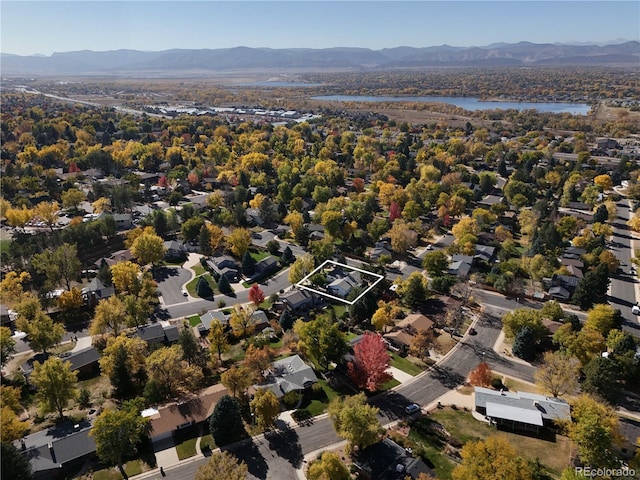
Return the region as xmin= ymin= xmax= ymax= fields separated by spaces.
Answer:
xmin=81 ymin=278 xmax=115 ymax=307
xmin=474 ymin=387 xmax=570 ymax=434
xmin=199 ymin=310 xmax=229 ymax=332
xmin=206 ymin=254 xmax=240 ymax=282
xmin=279 ymin=289 xmax=318 ymax=313
xmin=253 ymin=354 xmax=318 ymax=399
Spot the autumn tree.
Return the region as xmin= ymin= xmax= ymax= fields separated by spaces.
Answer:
xmin=208 ymin=319 xmax=229 ymax=363
xmin=1 ymin=406 xmax=29 ymax=442
xmin=295 ymin=315 xmax=347 ymax=370
xmin=243 ymin=344 xmax=273 ymax=380
xmin=209 ymin=395 xmax=247 ymax=446
xmin=0 ymin=271 xmax=31 ymax=308
xmin=565 ymin=395 xmax=621 ymax=469
xmin=422 ymin=250 xmax=450 ymax=277
xmin=17 ymin=310 xmax=65 ymax=353
xmin=307 ymin=451 xmax=351 ymax=480
xmin=288 ymin=253 xmax=315 ymax=284
xmin=61 ymin=188 xmax=85 ymax=210
xmin=90 ymin=405 xmax=149 ymax=479
xmin=31 ymin=357 xmax=78 ymax=419
xmin=0 ymin=326 xmax=16 ymax=367
xmin=230 ymin=304 xmax=256 ymax=339
xmin=195 ymin=451 xmax=248 ymax=480
xmin=130 ymin=229 xmax=166 ymax=267
xmin=347 ymin=332 xmax=392 ymax=392
xmin=502 ymin=308 xmax=548 ymax=341
xmin=110 ymin=261 xmax=142 ymax=295
xmin=34 ymin=201 xmax=60 ymax=232
xmin=328 ymin=393 xmax=384 ymax=453
xmin=534 ymin=351 xmax=581 ymax=397
xmin=248 ymin=284 xmax=265 ymax=307
xmin=553 ymin=324 xmax=606 ymax=366
xmin=146 ymin=345 xmax=203 ymax=398
xmin=371 ymin=300 xmax=402 ymax=332
xmin=250 ymin=388 xmax=280 ymax=430
xmin=388 ymin=220 xmax=418 ymax=254
xmin=468 ymin=362 xmax=492 ymax=387
xmin=90 ymin=296 xmax=128 ymax=337
xmin=452 ymin=435 xmax=532 ymax=480
xmin=410 ymin=329 xmax=436 ymax=361
xmin=220 ymin=366 xmax=253 ymax=397
xmin=32 ymin=243 xmax=81 ymax=290
xmin=396 ymin=272 xmax=430 ymax=308
xmin=99 ymin=335 xmax=148 ymax=398
xmin=584 ymin=303 xmax=620 ymax=337
xmin=57 ymin=287 xmax=84 ymax=313
xmin=227 ymin=228 xmax=252 ymax=259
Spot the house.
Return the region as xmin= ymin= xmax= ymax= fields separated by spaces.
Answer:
xmin=250 ymin=256 xmax=279 ymax=281
xmin=279 ymin=289 xmax=318 ymax=313
xmin=63 ymin=346 xmax=100 ymax=377
xmin=113 ymin=213 xmax=133 ymax=229
xmin=478 ymin=194 xmax=504 ymax=208
xmin=135 ymin=323 xmax=166 ymax=346
xmin=144 ymin=384 xmax=229 ymax=442
xmin=249 ymin=310 xmax=270 ymax=331
xmin=474 ymin=387 xmax=570 ymax=434
xmin=448 ymin=254 xmax=473 ymax=278
xmin=0 ymin=304 xmax=17 ymax=327
xmin=16 ymin=421 xmax=96 ymax=479
xmin=352 ymin=437 xmax=434 ymax=480
xmin=81 ymin=278 xmax=115 ymax=307
xmin=384 ymin=313 xmax=434 ymax=354
xmin=617 ymin=417 xmax=640 ymax=460
xmin=474 ymin=244 xmax=496 ymax=264
xmin=206 ymin=254 xmax=240 ymax=282
xmin=245 ymin=208 xmax=265 ymax=226
xmin=370 ymin=244 xmax=393 ymax=262
xmin=253 ymin=354 xmax=318 ymax=399
xmin=548 ymin=274 xmax=580 ymax=300
xmin=327 ymin=273 xmax=360 ymax=299
xmin=199 ymin=310 xmax=229 ymax=332
xmin=93 ymin=249 xmax=133 ymax=268
xmin=163 ymin=240 xmax=186 ymax=260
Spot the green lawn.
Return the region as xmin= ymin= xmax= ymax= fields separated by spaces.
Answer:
xmin=390 ymin=352 xmax=422 ymax=376
xmin=199 ymin=434 xmax=215 ymax=452
xmin=408 ymin=408 xmax=572 ymax=479
xmin=301 ymin=379 xmax=341 ymax=416
xmin=0 ymin=240 xmax=10 ymax=255
xmin=92 ymin=460 xmax=145 ymax=480
xmin=187 ymin=314 xmax=202 ymax=327
xmin=191 ymin=264 xmax=206 ymax=276
xmin=175 ymin=437 xmax=198 ymax=460
xmin=379 ymin=377 xmax=401 ymax=391
xmin=250 ymin=250 xmax=271 ymax=262
xmin=186 ymin=274 xmax=217 ymax=297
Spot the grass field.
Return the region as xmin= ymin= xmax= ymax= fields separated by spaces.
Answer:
xmin=92 ymin=460 xmax=146 ymax=480
xmin=409 ymin=407 xmax=572 ymax=479
xmin=0 ymin=239 xmax=10 ymax=255
xmin=187 ymin=314 xmax=202 ymax=327
xmin=390 ymin=352 xmax=423 ymax=376
xmin=186 ymin=273 xmax=217 ymax=297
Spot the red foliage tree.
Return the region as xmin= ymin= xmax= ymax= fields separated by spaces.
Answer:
xmin=347 ymin=332 xmax=392 ymax=392
xmin=248 ymin=284 xmax=265 ymax=307
xmin=68 ymin=161 xmax=80 ymax=173
xmin=389 ymin=201 xmax=402 ymax=223
xmin=468 ymin=362 xmax=492 ymax=387
xmin=353 ymin=177 xmax=365 ymax=193
xmin=158 ymin=176 xmax=168 ymax=188
xmin=187 ymin=171 xmax=200 ymax=187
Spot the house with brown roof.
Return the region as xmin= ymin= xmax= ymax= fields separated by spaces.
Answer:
xmin=384 ymin=313 xmax=435 ymax=354
xmin=143 ymin=384 xmax=229 ymax=441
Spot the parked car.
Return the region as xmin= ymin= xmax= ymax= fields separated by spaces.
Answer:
xmin=181 ymin=289 xmax=188 ymax=297
xmin=404 ymin=403 xmax=421 ymax=415
xmin=632 ymin=305 xmax=640 ymax=315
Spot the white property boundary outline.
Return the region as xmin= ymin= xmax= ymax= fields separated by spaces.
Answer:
xmin=296 ymin=260 xmax=385 ymax=305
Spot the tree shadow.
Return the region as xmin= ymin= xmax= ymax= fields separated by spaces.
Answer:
xmin=430 ymin=365 xmax=466 ymax=389
xmin=369 ymin=390 xmax=413 ymax=421
xmin=152 ymin=266 xmax=181 ymax=281
xmin=224 ymin=440 xmax=269 ymax=479
xmin=264 ymin=428 xmax=304 ymax=468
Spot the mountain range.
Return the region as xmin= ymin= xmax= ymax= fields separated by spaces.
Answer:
xmin=2 ymin=41 xmax=638 ymax=76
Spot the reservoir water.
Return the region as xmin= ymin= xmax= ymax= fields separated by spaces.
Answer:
xmin=311 ymin=95 xmax=592 ymax=115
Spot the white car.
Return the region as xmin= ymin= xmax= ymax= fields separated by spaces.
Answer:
xmin=632 ymin=305 xmax=640 ymax=315
xmin=181 ymin=289 xmax=188 ymax=297
xmin=404 ymin=403 xmax=421 ymax=415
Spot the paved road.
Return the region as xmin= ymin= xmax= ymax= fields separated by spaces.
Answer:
xmin=154 ymin=267 xmax=192 ymax=306
xmin=608 ymin=200 xmax=640 ymax=336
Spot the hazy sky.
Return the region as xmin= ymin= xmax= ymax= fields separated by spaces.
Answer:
xmin=2 ymin=1 xmax=638 ymax=56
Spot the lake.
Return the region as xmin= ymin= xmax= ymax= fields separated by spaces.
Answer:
xmin=311 ymin=95 xmax=592 ymax=115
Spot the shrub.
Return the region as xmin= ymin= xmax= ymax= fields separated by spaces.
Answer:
xmin=217 ymin=299 xmax=226 ymax=308
xmin=292 ymin=408 xmax=312 ymax=422
xmin=283 ymin=391 xmax=302 ymax=409
xmin=311 ymin=383 xmax=324 ymax=396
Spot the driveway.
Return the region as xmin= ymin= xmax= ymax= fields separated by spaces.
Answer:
xmin=153 ymin=267 xmax=192 ymax=306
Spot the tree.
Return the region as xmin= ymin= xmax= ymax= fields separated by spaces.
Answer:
xmin=307 ymin=451 xmax=351 ymax=480
xmin=31 ymin=357 xmax=78 ymax=419
xmin=57 ymin=287 xmax=84 ymax=313
xmin=0 ymin=271 xmax=30 ymax=308
xmin=206 ymin=224 xmax=225 ymax=253
xmin=281 ymin=246 xmax=295 ymax=265
xmin=196 ymin=276 xmax=213 ymax=298
xmin=410 ymin=329 xmax=436 ymax=361
xmin=288 ymin=253 xmax=315 ymax=284
xmin=452 ymin=435 xmax=532 ymax=480
xmin=230 ymin=305 xmax=255 ymax=339
xmin=279 ymin=309 xmax=295 ymax=331
xmin=179 ymin=327 xmax=204 ymax=367
xmin=110 ymin=261 xmax=142 ymax=295
xmin=195 ymin=451 xmax=248 ymax=480
xmin=90 ymin=406 xmax=149 ymax=479
xmin=584 ymin=304 xmax=619 ymax=337
xmin=220 ymin=366 xmax=253 ymax=397
xmin=572 ymin=263 xmax=610 ymax=310
xmin=565 ymin=395 xmax=621 ymax=469
xmin=32 ymin=243 xmax=81 ymax=291
xmin=1 ymin=406 xmax=29 ymax=442
xmin=347 ymin=332 xmax=392 ymax=392
xmin=250 ymin=388 xmax=280 ymax=430
xmin=388 ymin=220 xmax=418 ymax=254
xmin=61 ymin=188 xmax=84 ymax=210
xmin=582 ymin=356 xmax=624 ymax=403
xmin=0 ymin=326 xmax=16 ymax=367
xmin=328 ymin=393 xmax=384 ymax=453
xmin=181 ymin=216 xmax=205 ymax=242
xmin=90 ymin=296 xmax=128 ymax=337
xmin=209 ymin=395 xmax=247 ymax=446
xmin=198 ymin=224 xmax=213 ymax=257
xmin=534 ymin=351 xmax=580 ymax=397
xmin=244 ymin=344 xmax=273 ymax=380
xmin=208 ymin=319 xmax=229 ymax=363
xmin=217 ymin=274 xmax=233 ymax=295
xmin=295 ymin=315 xmax=347 ymax=370
xmin=130 ymin=230 xmax=166 ymax=267
xmin=540 ymin=300 xmax=565 ymax=321
xmin=227 ymin=228 xmax=252 ymax=258
xmin=17 ymin=310 xmax=65 ymax=353
xmin=511 ymin=326 xmax=537 ymax=361
xmin=1 ymin=441 xmax=32 ymax=480
xmin=502 ymin=308 xmax=547 ymax=341
xmin=146 ymin=345 xmax=202 ymax=398
xmin=468 ymin=362 xmax=492 ymax=387
xmin=422 ymin=251 xmax=450 ymax=277
xmin=248 ymin=284 xmax=265 ymax=307
xmin=99 ymin=335 xmax=148 ymax=398
xmin=371 ymin=300 xmax=402 ymax=332
xmin=396 ymin=272 xmax=429 ymax=308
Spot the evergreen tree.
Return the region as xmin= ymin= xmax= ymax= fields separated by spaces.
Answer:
xmin=572 ymin=263 xmax=610 ymax=310
xmin=279 ymin=310 xmax=294 ymax=331
xmin=281 ymin=246 xmax=295 ymax=265
xmin=582 ymin=356 xmax=624 ymax=403
xmin=199 ymin=225 xmax=212 ymax=257
xmin=209 ymin=395 xmax=247 ymax=446
xmin=218 ymin=275 xmax=233 ymax=295
xmin=242 ymin=251 xmax=256 ymax=276
xmin=512 ymin=325 xmax=537 ymax=361
xmin=196 ymin=276 xmax=213 ymax=298
xmin=111 ymin=342 xmax=137 ymax=398
xmin=593 ymin=204 xmax=609 ymax=224
xmin=1 ymin=442 xmax=32 ymax=480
